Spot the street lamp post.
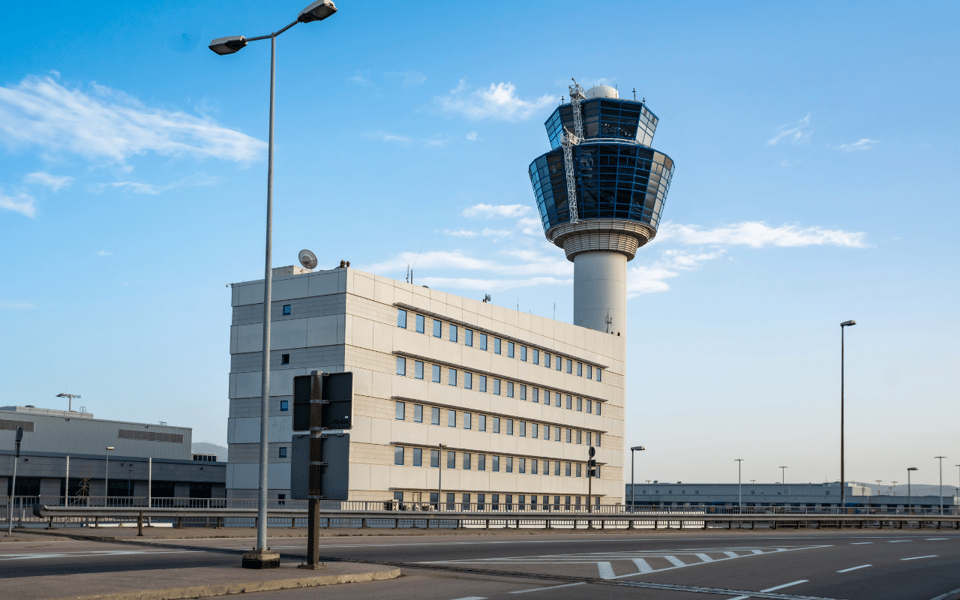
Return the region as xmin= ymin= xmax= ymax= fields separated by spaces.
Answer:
xmin=935 ymin=456 xmax=946 ymax=515
xmin=438 ymin=443 xmax=444 ymax=510
xmin=104 ymin=447 xmax=114 ymax=505
xmin=7 ymin=427 xmax=23 ymax=536
xmin=630 ymin=446 xmax=645 ymax=513
xmin=839 ymin=319 xmax=856 ymax=513
xmin=735 ymin=459 xmax=744 ymax=512
xmin=209 ymin=0 xmax=338 ymax=569
xmin=56 ymin=393 xmax=80 ymax=413
xmin=779 ymin=466 xmax=788 ymax=485
xmin=907 ymin=467 xmax=918 ymax=514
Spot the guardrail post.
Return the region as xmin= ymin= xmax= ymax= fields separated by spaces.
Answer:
xmin=654 ymin=520 xmax=658 ymax=530
xmin=291 ymin=517 xmax=296 ymax=528
xmin=137 ymin=512 xmax=144 ymax=536
xmin=485 ymin=519 xmax=489 ymax=530
xmin=217 ymin=517 xmax=223 ymax=529
xmin=47 ymin=516 xmax=53 ymax=529
xmin=95 ymin=516 xmax=99 ymax=528
xmin=394 ymin=518 xmax=399 ymax=529
xmin=727 ymin=520 xmax=731 ymax=530
xmin=628 ymin=519 xmax=633 ymax=530
xmin=361 ymin=518 xmax=367 ymax=529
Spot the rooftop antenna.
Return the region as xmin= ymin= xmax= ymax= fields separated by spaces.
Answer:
xmin=404 ymin=243 xmax=425 ymax=285
xmin=553 ymin=303 xmax=556 ymax=320
xmin=562 ymin=77 xmax=586 ymax=224
xmin=632 ymin=88 xmax=636 ymax=101
xmin=56 ymin=393 xmax=80 ymax=412
xmin=483 ymin=294 xmax=491 ymax=303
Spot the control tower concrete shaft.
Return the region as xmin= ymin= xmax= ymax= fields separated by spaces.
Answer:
xmin=528 ymin=83 xmax=676 ymax=335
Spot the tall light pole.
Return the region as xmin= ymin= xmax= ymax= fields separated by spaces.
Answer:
xmin=935 ymin=456 xmax=946 ymax=515
xmin=209 ymin=0 xmax=338 ymax=569
xmin=7 ymin=426 xmax=23 ymax=536
xmin=735 ymin=459 xmax=744 ymax=511
xmin=630 ymin=446 xmax=645 ymax=512
xmin=56 ymin=393 xmax=80 ymax=412
xmin=779 ymin=466 xmax=788 ymax=484
xmin=907 ymin=467 xmax=918 ymax=514
xmin=839 ymin=319 xmax=856 ymax=512
xmin=437 ymin=443 xmax=444 ymax=509
xmin=104 ymin=446 xmax=114 ymax=505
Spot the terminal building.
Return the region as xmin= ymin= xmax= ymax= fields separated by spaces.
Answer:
xmin=226 ymin=82 xmax=675 ymax=507
xmin=626 ymin=482 xmax=957 ymax=512
xmin=1 ymin=405 xmax=225 ymax=501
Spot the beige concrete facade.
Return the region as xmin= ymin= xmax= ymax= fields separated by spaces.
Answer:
xmin=227 ymin=266 xmax=625 ymax=507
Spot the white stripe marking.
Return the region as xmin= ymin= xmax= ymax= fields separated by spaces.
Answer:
xmin=750 ymin=549 xmax=764 ymax=554
xmin=889 ymin=539 xmax=912 ymax=543
xmin=510 ymin=583 xmax=584 ymax=594
xmin=724 ymin=551 xmax=740 ymax=558
xmin=727 ymin=579 xmax=809 ymax=600
xmin=597 ymin=562 xmax=615 ymax=579
xmin=632 ymin=558 xmax=653 ymax=573
xmin=926 ymin=538 xmax=949 ymax=541
xmin=838 ymin=564 xmax=872 ymax=573
xmin=902 ymin=555 xmax=938 ymax=561
xmin=695 ymin=553 xmax=714 ymax=562
xmin=929 ymin=586 xmax=960 ymax=600
xmin=664 ymin=555 xmax=685 ymax=567
xmin=449 ymin=597 xmax=486 ymax=600
xmin=851 ymin=542 xmax=873 ymax=545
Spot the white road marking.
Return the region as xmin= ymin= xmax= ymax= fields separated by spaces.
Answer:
xmin=449 ymin=597 xmax=487 ymax=600
xmin=727 ymin=579 xmax=809 ymax=600
xmin=664 ymin=556 xmax=686 ymax=567
xmin=510 ymin=582 xmax=584 ymax=594
xmin=695 ymin=553 xmax=714 ymax=562
xmin=750 ymin=549 xmax=764 ymax=555
xmin=889 ymin=540 xmax=912 ymax=543
xmin=837 ymin=564 xmax=872 ymax=573
xmin=631 ymin=558 xmax=653 ymax=573
xmin=724 ymin=551 xmax=740 ymax=558
xmin=851 ymin=542 xmax=873 ymax=545
xmin=597 ymin=562 xmax=615 ymax=579
xmin=926 ymin=538 xmax=949 ymax=541
xmin=929 ymin=586 xmax=960 ymax=600
xmin=0 ymin=549 xmax=200 ymax=562
xmin=902 ymin=555 xmax=938 ymax=561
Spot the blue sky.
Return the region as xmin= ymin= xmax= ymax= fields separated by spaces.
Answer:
xmin=2 ymin=1 xmax=958 ymax=488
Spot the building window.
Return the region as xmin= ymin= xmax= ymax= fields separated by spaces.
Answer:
xmin=479 ymin=375 xmax=487 ymax=392
xmin=448 ymin=410 xmax=456 ymax=427
xmin=465 ymin=329 xmax=473 ymax=347
xmin=531 ymin=459 xmax=538 ymax=475
xmin=415 ymin=361 xmax=424 ymax=380
xmin=532 ymin=388 xmax=539 ymax=403
xmin=279 ymin=447 xmax=287 ymax=458
xmin=413 ymin=448 xmax=422 ymax=466
xmin=519 ymin=385 xmax=526 ymax=401
xmin=596 ymin=433 xmax=601 ymax=446
xmin=506 ymin=419 xmax=514 ymax=435
xmin=576 ymin=430 xmax=582 ymax=444
xmin=396 ymin=357 xmax=406 ymax=376
xmin=494 ymin=338 xmax=502 ymax=354
xmin=532 ymin=349 xmax=539 ymax=365
xmin=464 ymin=372 xmax=473 ymax=389
xmin=433 ymin=319 xmax=442 ymax=338
xmin=597 ymin=368 xmax=602 ymax=382
xmin=415 ymin=314 xmax=425 ymax=333
xmin=395 ymin=491 xmax=403 ymax=502
xmin=395 ymin=402 xmax=405 ymax=420
xmin=282 ymin=304 xmax=291 ymax=316
xmin=463 ymin=412 xmax=472 ymax=430
xmin=281 ymin=353 xmax=290 ymax=365
xmin=566 ymin=359 xmax=573 ymax=374
xmin=556 ymin=356 xmax=562 ymax=371
xmin=520 ymin=346 xmax=527 ymax=361
xmin=394 ymin=447 xmax=404 ymax=465
xmin=414 ymin=405 xmax=423 ymax=423
xmin=507 ymin=381 xmax=514 ymax=398
xmin=431 ymin=407 xmax=440 ymax=425
xmin=506 ymin=457 xmax=513 ymax=473
xmin=565 ymin=462 xmax=572 ymax=477
xmin=494 ymin=379 xmax=501 ymax=395
xmin=448 ymin=368 xmax=457 ymax=387
xmin=577 ymin=397 xmax=583 ymax=412
xmin=586 ymin=365 xmax=593 ymax=379
xmin=449 ymin=324 xmax=458 ymax=343
xmin=432 ymin=365 xmax=441 ymax=383
xmin=478 ymin=333 xmax=488 ymax=351
xmin=430 ymin=449 xmax=440 ymax=468
xmin=566 ymin=428 xmax=572 ymax=443
xmin=586 ymin=431 xmax=592 ymax=445
xmin=507 ymin=341 xmax=515 ymax=358
xmin=519 ymin=421 xmax=526 ymax=437
xmin=478 ymin=455 xmax=486 ymax=471
xmin=477 ymin=493 xmax=485 ymax=509
xmin=478 ymin=414 xmax=486 ymax=432
xmin=576 ymin=463 xmax=582 ymax=478
xmin=280 ymin=400 xmax=289 ymax=412
xmin=492 ymin=456 xmax=500 ymax=472
xmin=447 ymin=451 xmax=456 ymax=469
xmin=493 ymin=417 xmax=501 ymax=434
xmin=545 ymin=353 xmax=551 ymax=368
xmin=531 ymin=423 xmax=538 ymax=438
xmin=555 ymin=461 xmax=561 ymax=476
xmin=519 ymin=458 xmax=526 ymax=474
xmin=397 ymin=309 xmax=407 ymax=328
xmin=577 ymin=362 xmax=583 ymax=377
xmin=555 ymin=427 xmax=561 ymax=442
xmin=554 ymin=392 xmax=561 ymax=407
xmin=463 ymin=453 xmax=472 ymax=470
xmin=587 ymin=399 xmax=593 ymax=414
xmin=596 ymin=402 xmax=602 ymax=416
xmin=566 ymin=395 xmax=573 ymax=410
xmin=544 ymin=424 xmax=550 ymax=440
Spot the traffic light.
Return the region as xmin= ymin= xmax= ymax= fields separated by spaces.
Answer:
xmin=588 ymin=446 xmax=597 ymax=478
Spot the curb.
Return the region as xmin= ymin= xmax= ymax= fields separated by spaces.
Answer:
xmin=52 ymin=568 xmax=402 ymax=600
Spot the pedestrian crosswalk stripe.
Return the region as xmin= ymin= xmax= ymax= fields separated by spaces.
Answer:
xmin=597 ymin=562 xmax=615 ymax=579
xmin=631 ymin=558 xmax=653 ymax=573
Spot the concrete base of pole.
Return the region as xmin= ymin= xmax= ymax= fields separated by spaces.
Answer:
xmin=242 ymin=549 xmax=281 ymax=569
xmin=297 ymin=563 xmax=326 ymax=570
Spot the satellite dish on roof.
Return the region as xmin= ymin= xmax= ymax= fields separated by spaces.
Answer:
xmin=298 ymin=249 xmax=318 ymax=270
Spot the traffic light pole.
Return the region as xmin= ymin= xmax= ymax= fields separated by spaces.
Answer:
xmin=303 ymin=371 xmax=324 ymax=570
xmin=7 ymin=427 xmax=22 ymax=536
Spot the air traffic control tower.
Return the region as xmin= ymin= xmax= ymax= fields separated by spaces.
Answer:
xmin=528 ymin=81 xmax=675 ymax=335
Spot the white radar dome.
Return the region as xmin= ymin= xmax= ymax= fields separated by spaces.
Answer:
xmin=584 ymin=84 xmax=619 ymax=99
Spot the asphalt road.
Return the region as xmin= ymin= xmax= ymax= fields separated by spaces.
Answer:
xmin=3 ymin=529 xmax=959 ymax=599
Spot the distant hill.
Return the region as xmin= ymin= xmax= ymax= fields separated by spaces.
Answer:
xmin=192 ymin=442 xmax=228 ymax=461
xmin=852 ymin=481 xmax=958 ymax=498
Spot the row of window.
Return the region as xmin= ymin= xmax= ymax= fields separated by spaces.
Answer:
xmin=395 ymin=358 xmax=603 ymax=416
xmin=393 ymin=446 xmax=600 ymax=478
xmin=395 ymin=401 xmax=601 ymax=446
xmin=397 ymin=309 xmax=602 ymax=382
xmin=393 ymin=490 xmax=600 ymax=510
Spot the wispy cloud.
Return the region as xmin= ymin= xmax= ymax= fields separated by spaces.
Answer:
xmin=0 ymin=75 xmax=266 ymax=164
xmin=0 ymin=188 xmax=36 ymax=217
xmin=24 ymin=171 xmax=73 ymax=191
xmin=628 ymin=250 xmax=725 ymax=297
xmin=97 ymin=250 xmax=112 ymax=256
xmin=466 ymin=131 xmax=478 ymax=141
xmin=768 ymin=114 xmax=812 ymax=145
xmin=443 ymin=229 xmax=477 ymax=238
xmin=348 ymin=70 xmax=372 ymax=85
xmin=387 ymin=71 xmax=426 ymax=87
xmin=0 ymin=301 xmax=35 ymax=309
xmin=437 ymin=80 xmax=554 ymax=121
xmin=656 ymin=221 xmax=868 ymax=249
xmin=372 ymin=131 xmax=446 ymax=147
xmin=838 ymin=138 xmax=879 ymax=152
xmin=462 ymin=203 xmax=531 ymax=219
xmin=90 ymin=172 xmax=220 ymax=196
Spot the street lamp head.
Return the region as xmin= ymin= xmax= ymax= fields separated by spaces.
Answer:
xmin=908 ymin=467 xmax=918 ymax=471
xmin=106 ymin=446 xmax=114 ymax=451
xmin=840 ymin=320 xmax=856 ymax=327
xmin=209 ymin=35 xmax=248 ymax=55
xmin=630 ymin=446 xmax=645 ymax=451
xmin=298 ymin=0 xmax=338 ymax=23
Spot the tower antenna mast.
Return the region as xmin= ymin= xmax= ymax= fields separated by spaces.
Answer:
xmin=562 ymin=78 xmax=586 ymax=224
